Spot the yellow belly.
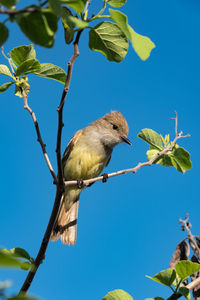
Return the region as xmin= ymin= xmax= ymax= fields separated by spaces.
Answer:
xmin=63 ymin=146 xmax=107 ymax=181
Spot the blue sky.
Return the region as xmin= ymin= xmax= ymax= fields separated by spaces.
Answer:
xmin=0 ymin=0 xmax=200 ymax=299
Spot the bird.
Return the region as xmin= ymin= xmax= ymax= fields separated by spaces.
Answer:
xmin=50 ymin=111 xmax=131 ymax=245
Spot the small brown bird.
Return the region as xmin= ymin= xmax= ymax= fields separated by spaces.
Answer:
xmin=51 ymin=111 xmax=131 ymax=245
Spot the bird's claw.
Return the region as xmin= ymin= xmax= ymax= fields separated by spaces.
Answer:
xmin=102 ymin=173 xmax=108 ymax=183
xmin=77 ymin=179 xmax=84 ymax=189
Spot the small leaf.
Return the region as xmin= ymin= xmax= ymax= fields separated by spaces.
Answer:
xmin=15 ymin=77 xmax=30 ymax=97
xmin=146 ymin=268 xmax=176 ymax=287
xmin=9 ymin=248 xmax=31 ymax=261
xmin=138 ymin=128 xmax=163 ymax=151
xmin=0 ymin=23 xmax=9 ymax=47
xmin=0 ymin=0 xmax=18 ymax=8
xmin=0 ymin=65 xmax=13 ymax=78
xmin=109 ymin=9 xmax=155 ymax=60
xmin=33 ymin=63 xmax=67 ymax=84
xmin=60 ymin=0 xmax=86 ymax=14
xmin=10 ymin=45 xmax=36 ymax=66
xmin=107 ymin=0 xmax=127 ymax=8
xmin=0 ymin=82 xmax=14 ymax=93
xmin=173 ymin=147 xmax=192 ymax=171
xmin=62 ymin=7 xmax=75 ymax=44
xmin=179 ymin=287 xmax=191 ymax=299
xmin=175 ymin=261 xmax=200 ymax=280
xmin=102 ymin=289 xmax=133 ymax=300
xmin=89 ymin=21 xmax=128 ymax=62
xmin=16 ymin=9 xmax=58 ymax=48
xmin=0 ymin=251 xmax=22 ymax=268
xmin=68 ymin=16 xmax=88 ymax=28
xmin=16 ymin=59 xmax=41 ymax=76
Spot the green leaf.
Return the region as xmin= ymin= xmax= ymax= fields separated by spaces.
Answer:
xmin=138 ymin=128 xmax=163 ymax=151
xmin=62 ymin=7 xmax=75 ymax=44
xmin=107 ymin=0 xmax=127 ymax=8
xmin=179 ymin=287 xmax=191 ymax=299
xmin=10 ymin=45 xmax=36 ymax=66
xmin=146 ymin=148 xmax=173 ymax=166
xmin=33 ymin=63 xmax=67 ymax=84
xmin=109 ymin=9 xmax=155 ymax=60
xmin=146 ymin=268 xmax=176 ymax=287
xmin=0 ymin=23 xmax=9 ymax=47
xmin=0 ymin=0 xmax=18 ymax=8
xmin=0 ymin=65 xmax=13 ymax=78
xmin=15 ymin=76 xmax=30 ymax=97
xmin=8 ymin=248 xmax=31 ymax=261
xmin=175 ymin=261 xmax=200 ymax=280
xmin=102 ymin=289 xmax=133 ymax=300
xmin=0 ymin=251 xmax=23 ymax=268
xmin=16 ymin=9 xmax=58 ymax=48
xmin=0 ymin=82 xmax=14 ymax=93
xmin=16 ymin=59 xmax=41 ymax=76
xmin=60 ymin=0 xmax=86 ymax=14
xmin=173 ymin=147 xmax=192 ymax=171
xmin=89 ymin=21 xmax=129 ymax=62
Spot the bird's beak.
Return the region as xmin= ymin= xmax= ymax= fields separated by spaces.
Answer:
xmin=121 ymin=136 xmax=132 ymax=145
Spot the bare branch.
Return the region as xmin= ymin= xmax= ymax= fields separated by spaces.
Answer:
xmin=21 ymin=89 xmax=57 ymax=184
xmin=0 ymin=1 xmax=47 ymax=15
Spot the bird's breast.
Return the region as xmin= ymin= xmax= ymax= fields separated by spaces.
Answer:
xmin=63 ymin=144 xmax=109 ymax=181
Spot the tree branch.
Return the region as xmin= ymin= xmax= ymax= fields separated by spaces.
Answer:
xmin=0 ymin=1 xmax=47 ymax=15
xmin=21 ymin=89 xmax=57 ymax=184
xmin=19 ymin=30 xmax=83 ymax=295
xmin=167 ymin=277 xmax=200 ymax=300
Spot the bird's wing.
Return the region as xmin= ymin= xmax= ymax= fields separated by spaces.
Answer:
xmin=62 ymin=129 xmax=83 ymax=168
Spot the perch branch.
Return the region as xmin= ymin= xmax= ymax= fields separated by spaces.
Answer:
xmin=19 ymin=30 xmax=83 ymax=295
xmin=64 ymin=121 xmax=190 ymax=187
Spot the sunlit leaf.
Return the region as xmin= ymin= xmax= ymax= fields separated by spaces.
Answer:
xmin=102 ymin=289 xmax=133 ymax=300
xmin=109 ymin=9 xmax=155 ymax=60
xmin=175 ymin=261 xmax=200 ymax=280
xmin=10 ymin=45 xmax=36 ymax=66
xmin=146 ymin=268 xmax=176 ymax=287
xmin=89 ymin=21 xmax=128 ymax=62
xmin=16 ymin=59 xmax=41 ymax=76
xmin=107 ymin=0 xmax=126 ymax=8
xmin=0 ymin=65 xmax=13 ymax=78
xmin=138 ymin=128 xmax=163 ymax=151
xmin=0 ymin=82 xmax=14 ymax=93
xmin=33 ymin=63 xmax=67 ymax=84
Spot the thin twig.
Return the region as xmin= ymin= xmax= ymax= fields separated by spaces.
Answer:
xmin=1 ymin=46 xmax=15 ymax=74
xmin=0 ymin=1 xmax=47 ymax=15
xmin=21 ymin=89 xmax=57 ymax=184
xmin=179 ymin=214 xmax=200 ymax=260
xmin=19 ymin=30 xmax=83 ymax=295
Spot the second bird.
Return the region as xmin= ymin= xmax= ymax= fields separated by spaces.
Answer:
xmin=51 ymin=111 xmax=131 ymax=245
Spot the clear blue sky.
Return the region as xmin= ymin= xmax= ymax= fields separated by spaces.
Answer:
xmin=0 ymin=0 xmax=200 ymax=299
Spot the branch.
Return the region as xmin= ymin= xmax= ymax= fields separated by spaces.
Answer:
xmin=179 ymin=214 xmax=200 ymax=260
xmin=167 ymin=277 xmax=200 ymax=300
xmin=21 ymin=89 xmax=57 ymax=184
xmin=19 ymin=30 xmax=83 ymax=295
xmin=0 ymin=1 xmax=47 ymax=15
xmin=64 ymin=129 xmax=190 ymax=188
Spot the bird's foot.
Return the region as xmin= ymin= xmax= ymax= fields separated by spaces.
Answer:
xmin=77 ymin=179 xmax=84 ymax=189
xmin=101 ymin=173 xmax=108 ymax=183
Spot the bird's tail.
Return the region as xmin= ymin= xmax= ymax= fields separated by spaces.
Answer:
xmin=51 ymin=187 xmax=81 ymax=245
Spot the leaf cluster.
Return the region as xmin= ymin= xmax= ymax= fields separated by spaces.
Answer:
xmin=0 ymin=0 xmax=155 ymax=62
xmin=138 ymin=128 xmax=192 ymax=174
xmin=0 ymin=44 xmax=67 ymax=96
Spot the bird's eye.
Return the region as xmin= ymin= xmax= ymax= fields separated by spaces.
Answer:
xmin=112 ymin=124 xmax=118 ymax=130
